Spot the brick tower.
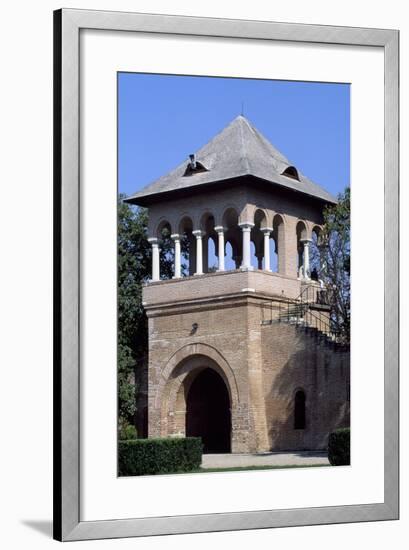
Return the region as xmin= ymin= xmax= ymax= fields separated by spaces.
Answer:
xmin=125 ymin=116 xmax=349 ymax=454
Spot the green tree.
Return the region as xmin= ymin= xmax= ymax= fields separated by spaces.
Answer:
xmin=117 ymin=195 xmax=174 ymax=434
xmin=312 ymin=187 xmax=350 ymax=342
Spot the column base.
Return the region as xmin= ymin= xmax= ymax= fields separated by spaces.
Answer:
xmin=240 ymin=266 xmax=254 ymax=271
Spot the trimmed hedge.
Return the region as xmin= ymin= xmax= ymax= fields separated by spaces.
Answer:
xmin=118 ymin=437 xmax=203 ymax=476
xmin=328 ymin=427 xmax=350 ymax=466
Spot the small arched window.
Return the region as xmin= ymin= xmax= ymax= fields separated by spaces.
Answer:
xmin=282 ymin=166 xmax=300 ymax=181
xmin=183 ymin=154 xmax=208 ymax=176
xmin=294 ymin=390 xmax=306 ymax=429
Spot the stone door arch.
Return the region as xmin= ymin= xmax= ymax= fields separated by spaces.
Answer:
xmin=150 ymin=343 xmax=248 ymax=452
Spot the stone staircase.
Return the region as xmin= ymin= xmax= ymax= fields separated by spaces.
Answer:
xmin=261 ymin=285 xmax=348 ymax=351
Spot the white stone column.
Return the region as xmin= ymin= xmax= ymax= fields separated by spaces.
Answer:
xmin=171 ymin=233 xmax=181 ymax=278
xmin=239 ymin=222 xmax=254 ymax=270
xmin=192 ymin=230 xmax=204 ymax=275
xmin=148 ymin=237 xmax=160 ymax=281
xmin=214 ymin=226 xmax=226 ymax=271
xmin=261 ymin=227 xmax=273 ymax=271
xmin=301 ymin=238 xmax=312 ymax=279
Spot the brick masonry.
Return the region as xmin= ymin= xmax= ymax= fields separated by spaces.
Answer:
xmin=143 ymin=272 xmax=350 ymax=453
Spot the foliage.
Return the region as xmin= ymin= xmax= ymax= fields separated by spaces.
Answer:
xmin=328 ymin=427 xmax=350 ymax=466
xmin=312 ymin=187 xmax=350 ymax=342
xmin=118 ymin=437 xmax=203 ymax=476
xmin=118 ymin=423 xmax=138 ymax=441
xmin=117 ymin=195 xmax=175 ymax=432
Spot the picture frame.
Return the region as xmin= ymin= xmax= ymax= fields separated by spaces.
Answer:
xmin=54 ymin=8 xmax=399 ymax=541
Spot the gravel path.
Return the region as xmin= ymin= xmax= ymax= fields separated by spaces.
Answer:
xmin=201 ymin=451 xmax=329 ymax=469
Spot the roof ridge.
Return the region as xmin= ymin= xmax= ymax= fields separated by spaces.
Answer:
xmin=238 ymin=116 xmax=251 ymax=173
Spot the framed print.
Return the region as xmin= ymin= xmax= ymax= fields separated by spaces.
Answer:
xmin=54 ymin=8 xmax=399 ymax=541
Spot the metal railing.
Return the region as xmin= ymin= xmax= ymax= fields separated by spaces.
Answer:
xmin=275 ymin=284 xmax=343 ymax=345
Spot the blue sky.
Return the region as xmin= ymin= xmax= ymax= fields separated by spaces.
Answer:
xmin=118 ymin=73 xmax=350 ymax=198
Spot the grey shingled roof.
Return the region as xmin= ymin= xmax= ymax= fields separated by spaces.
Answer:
xmin=125 ymin=115 xmax=337 ymax=205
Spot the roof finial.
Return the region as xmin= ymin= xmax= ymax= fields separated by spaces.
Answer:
xmin=241 ymin=101 xmax=244 ymax=117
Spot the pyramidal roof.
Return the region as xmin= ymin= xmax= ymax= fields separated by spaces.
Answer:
xmin=125 ymin=115 xmax=336 ymax=205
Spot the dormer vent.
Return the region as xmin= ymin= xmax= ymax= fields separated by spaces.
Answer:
xmin=282 ymin=166 xmax=300 ymax=181
xmin=184 ymin=154 xmax=208 ymax=176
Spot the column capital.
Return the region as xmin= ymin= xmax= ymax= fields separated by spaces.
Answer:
xmin=261 ymin=227 xmax=274 ymax=234
xmin=300 ymin=237 xmax=313 ymax=244
xmin=170 ymin=233 xmax=181 ymax=241
xmin=148 ymin=237 xmax=159 ymax=245
xmin=214 ymin=225 xmax=227 ymax=233
xmin=192 ymin=229 xmax=204 ymax=238
xmin=238 ymin=222 xmax=255 ymax=231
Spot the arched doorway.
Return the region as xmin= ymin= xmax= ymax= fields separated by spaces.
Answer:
xmin=186 ymin=368 xmax=231 ymax=453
